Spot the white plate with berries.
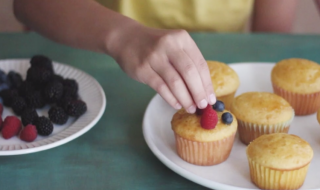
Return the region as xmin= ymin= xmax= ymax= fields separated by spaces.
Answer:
xmin=0 ymin=57 xmax=106 ymax=155
xmin=143 ymin=62 xmax=320 ymax=190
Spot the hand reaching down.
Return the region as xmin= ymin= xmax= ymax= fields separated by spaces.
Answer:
xmin=107 ymin=24 xmax=216 ymax=113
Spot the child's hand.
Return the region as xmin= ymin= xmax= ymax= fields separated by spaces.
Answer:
xmin=107 ymin=24 xmax=216 ymax=113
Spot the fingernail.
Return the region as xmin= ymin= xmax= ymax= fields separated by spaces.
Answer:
xmin=175 ymin=103 xmax=182 ymax=109
xmin=187 ymin=105 xmax=196 ymax=113
xmin=209 ymin=94 xmax=216 ymax=105
xmin=198 ymin=99 xmax=207 ymax=109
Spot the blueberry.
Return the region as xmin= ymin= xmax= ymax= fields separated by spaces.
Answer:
xmin=0 ymin=83 xmax=9 ymax=91
xmin=212 ymin=100 xmax=225 ymax=112
xmin=222 ymin=112 xmax=233 ymax=125
xmin=0 ymin=70 xmax=7 ymax=83
xmin=7 ymin=71 xmax=23 ymax=89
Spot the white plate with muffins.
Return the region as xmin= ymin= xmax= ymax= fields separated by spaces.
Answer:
xmin=143 ymin=59 xmax=320 ymax=190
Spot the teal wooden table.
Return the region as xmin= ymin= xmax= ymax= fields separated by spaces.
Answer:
xmin=0 ymin=32 xmax=320 ymax=190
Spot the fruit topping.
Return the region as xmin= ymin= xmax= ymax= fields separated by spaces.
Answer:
xmin=222 ymin=112 xmax=233 ymax=125
xmin=21 ymin=107 xmax=39 ymax=126
xmin=49 ymin=106 xmax=68 ymax=125
xmin=35 ymin=116 xmax=53 ymax=136
xmin=200 ymin=105 xmax=218 ymax=129
xmin=2 ymin=116 xmax=22 ymax=139
xmin=19 ymin=124 xmax=37 ymax=142
xmin=212 ymin=100 xmax=225 ymax=112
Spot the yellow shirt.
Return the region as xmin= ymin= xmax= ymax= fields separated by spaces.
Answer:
xmin=96 ymin=0 xmax=254 ymax=32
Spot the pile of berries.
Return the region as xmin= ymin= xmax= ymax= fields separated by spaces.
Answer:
xmin=0 ymin=55 xmax=87 ymax=142
xmin=196 ymin=100 xmax=233 ymax=129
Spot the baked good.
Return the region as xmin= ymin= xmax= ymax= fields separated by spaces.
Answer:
xmin=271 ymin=58 xmax=320 ymax=115
xmin=171 ymin=104 xmax=237 ymax=166
xmin=231 ymin=92 xmax=294 ymax=145
xmin=246 ymin=133 xmax=313 ymax=190
xmin=207 ymin=60 xmax=240 ymax=110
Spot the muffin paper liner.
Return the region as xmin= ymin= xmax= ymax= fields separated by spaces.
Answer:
xmin=248 ymin=159 xmax=310 ymax=190
xmin=217 ymin=91 xmax=237 ymax=111
xmin=237 ymin=115 xmax=294 ymax=145
xmin=273 ymin=83 xmax=320 ymax=115
xmin=174 ymin=133 xmax=235 ymax=166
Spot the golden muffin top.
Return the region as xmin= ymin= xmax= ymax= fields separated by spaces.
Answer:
xmin=171 ymin=109 xmax=237 ymax=142
xmin=231 ymin=92 xmax=294 ymax=125
xmin=207 ymin=61 xmax=240 ymax=97
xmin=271 ymin=58 xmax=320 ymax=94
xmin=246 ymin=133 xmax=313 ymax=170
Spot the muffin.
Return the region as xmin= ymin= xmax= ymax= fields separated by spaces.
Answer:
xmin=246 ymin=133 xmax=313 ymax=190
xmin=231 ymin=92 xmax=294 ymax=145
xmin=271 ymin=58 xmax=320 ymax=115
xmin=207 ymin=61 xmax=240 ymax=110
xmin=171 ymin=104 xmax=237 ymax=166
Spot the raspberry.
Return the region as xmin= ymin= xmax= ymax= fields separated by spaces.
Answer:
xmin=48 ymin=106 xmax=68 ymax=125
xmin=2 ymin=116 xmax=22 ymax=139
xmin=7 ymin=71 xmax=23 ymax=89
xmin=43 ymin=81 xmax=63 ymax=103
xmin=35 ymin=116 xmax=53 ymax=136
xmin=222 ymin=112 xmax=233 ymax=125
xmin=18 ymin=81 xmax=36 ymax=97
xmin=63 ymin=79 xmax=78 ymax=98
xmin=30 ymin=55 xmax=53 ymax=72
xmin=200 ymin=105 xmax=218 ymax=130
xmin=212 ymin=100 xmax=225 ymax=112
xmin=21 ymin=107 xmax=39 ymax=126
xmin=0 ymin=89 xmax=19 ymax=107
xmin=25 ymin=91 xmax=46 ymax=108
xmin=66 ymin=100 xmax=87 ymax=117
xmin=19 ymin=124 xmax=37 ymax=142
xmin=11 ymin=96 xmax=27 ymax=115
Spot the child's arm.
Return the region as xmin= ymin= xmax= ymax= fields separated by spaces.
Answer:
xmin=14 ymin=0 xmax=216 ymax=113
xmin=251 ymin=0 xmax=298 ymax=33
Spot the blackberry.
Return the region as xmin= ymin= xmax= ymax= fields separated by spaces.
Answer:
xmin=21 ymin=107 xmax=38 ymax=126
xmin=221 ymin=112 xmax=233 ymax=125
xmin=52 ymin=74 xmax=64 ymax=83
xmin=57 ymin=96 xmax=73 ymax=111
xmin=0 ymin=89 xmax=19 ymax=107
xmin=48 ymin=106 xmax=68 ymax=125
xmin=66 ymin=100 xmax=87 ymax=117
xmin=7 ymin=71 xmax=23 ymax=89
xmin=25 ymin=91 xmax=46 ymax=108
xmin=18 ymin=81 xmax=36 ymax=97
xmin=26 ymin=67 xmax=53 ymax=85
xmin=35 ymin=116 xmax=53 ymax=136
xmin=11 ymin=96 xmax=27 ymax=115
xmin=63 ymin=79 xmax=78 ymax=98
xmin=212 ymin=100 xmax=225 ymax=112
xmin=44 ymin=81 xmax=63 ymax=103
xmin=30 ymin=55 xmax=53 ymax=72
